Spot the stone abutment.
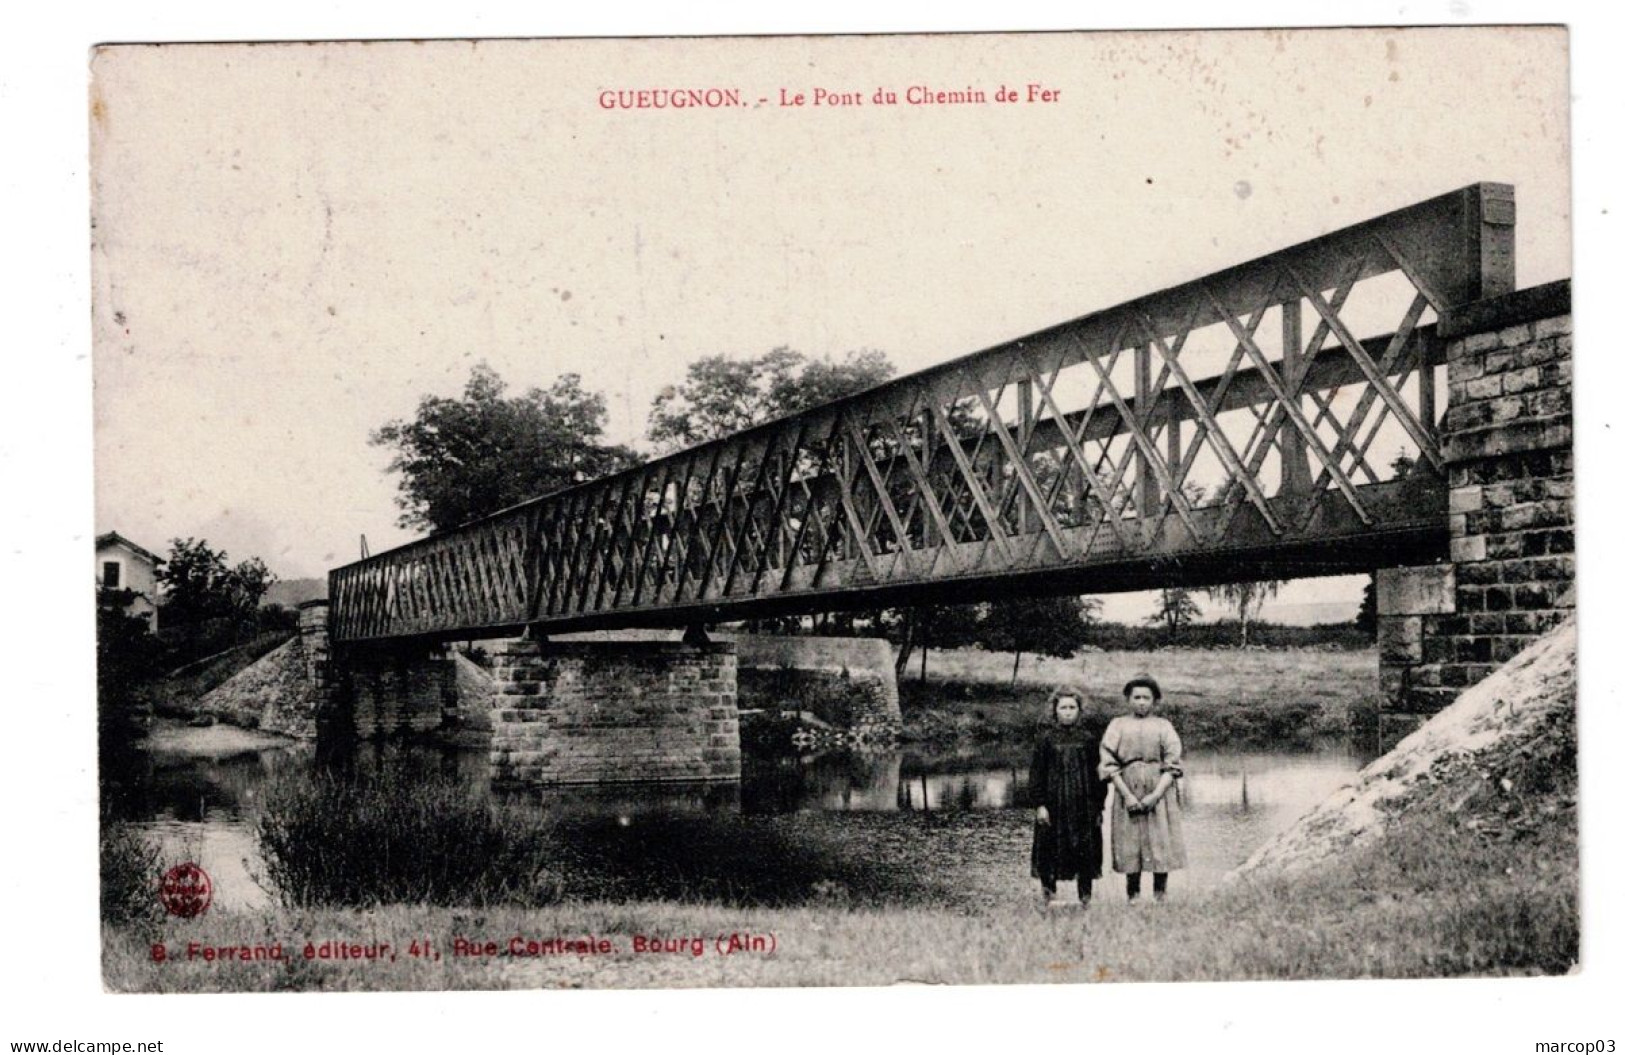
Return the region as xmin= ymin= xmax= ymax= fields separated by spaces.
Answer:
xmin=1377 ymin=280 xmax=1574 ymax=743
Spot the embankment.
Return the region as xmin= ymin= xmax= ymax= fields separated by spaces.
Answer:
xmin=1236 ymin=619 xmax=1576 ymax=879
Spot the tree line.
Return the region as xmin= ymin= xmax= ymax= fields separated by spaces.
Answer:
xmin=370 ymin=348 xmax=894 ymax=535
xmin=743 ymin=584 xmax=1362 ymax=686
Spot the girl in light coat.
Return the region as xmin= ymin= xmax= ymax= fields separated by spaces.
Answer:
xmin=1099 ymin=674 xmax=1186 ymax=901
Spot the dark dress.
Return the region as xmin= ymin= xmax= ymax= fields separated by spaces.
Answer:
xmin=1029 ymin=724 xmax=1106 ymax=886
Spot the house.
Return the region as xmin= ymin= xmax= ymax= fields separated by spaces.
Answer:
xmin=96 ymin=532 xmax=162 ymax=630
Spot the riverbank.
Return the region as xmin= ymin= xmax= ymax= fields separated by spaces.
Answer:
xmin=104 ymin=643 xmax=1575 ymax=991
xmin=142 ymin=719 xmax=300 ymax=758
xmin=140 ymin=631 xmax=294 ymax=717
xmin=103 ymin=797 xmax=1573 ymax=991
xmin=104 ymin=627 xmax=1577 ymax=991
xmin=899 ymin=647 xmax=1376 ymax=746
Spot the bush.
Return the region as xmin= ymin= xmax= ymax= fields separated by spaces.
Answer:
xmin=739 ymin=707 xmax=799 ymax=754
xmin=155 ymin=615 xmax=278 ymax=671
xmin=256 ymin=604 xmax=300 ymax=635
xmin=100 ymin=821 xmax=162 ymax=926
xmin=742 ymin=666 xmax=866 ymax=728
xmin=254 ymin=771 xmax=562 ymax=908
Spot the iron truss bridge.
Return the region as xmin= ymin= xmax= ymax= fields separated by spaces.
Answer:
xmin=331 ymin=183 xmax=1516 ymax=643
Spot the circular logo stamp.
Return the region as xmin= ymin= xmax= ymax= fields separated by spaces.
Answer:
xmin=159 ymin=862 xmax=212 ymax=918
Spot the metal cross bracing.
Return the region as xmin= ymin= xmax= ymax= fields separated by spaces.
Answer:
xmin=330 ymin=183 xmax=1516 ymax=644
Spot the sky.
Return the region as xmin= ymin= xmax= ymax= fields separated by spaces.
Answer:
xmin=89 ymin=28 xmax=1571 ymax=621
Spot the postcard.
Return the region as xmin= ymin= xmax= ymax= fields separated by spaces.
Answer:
xmin=90 ymin=27 xmax=1574 ymax=995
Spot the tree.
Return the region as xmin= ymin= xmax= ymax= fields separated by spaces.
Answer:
xmin=977 ymin=595 xmax=1102 ymax=685
xmin=1356 ymin=573 xmax=1378 ymax=638
xmin=97 ymin=584 xmax=164 ymax=797
xmin=647 ymin=346 xmax=897 ymax=641
xmin=885 ymin=603 xmax=981 ymax=682
xmin=372 ymin=363 xmax=639 ymax=533
xmin=97 ymin=585 xmax=159 ymax=718
xmin=648 ymin=347 xmax=894 ymax=451
xmin=158 ymin=537 xmax=277 ymax=628
xmin=1146 ymin=588 xmax=1202 ymax=645
xmin=1205 ymin=579 xmax=1283 ymax=647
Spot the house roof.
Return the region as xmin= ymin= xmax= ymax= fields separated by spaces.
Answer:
xmin=96 ymin=532 xmax=163 ymax=565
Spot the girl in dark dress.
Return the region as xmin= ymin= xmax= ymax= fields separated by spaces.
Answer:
xmin=1030 ymin=686 xmax=1106 ymax=907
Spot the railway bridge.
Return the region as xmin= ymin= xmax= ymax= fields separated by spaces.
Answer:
xmin=310 ymin=183 xmax=1573 ymax=783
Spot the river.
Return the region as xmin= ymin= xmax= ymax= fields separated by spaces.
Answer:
xmin=106 ymin=724 xmax=1378 ymax=911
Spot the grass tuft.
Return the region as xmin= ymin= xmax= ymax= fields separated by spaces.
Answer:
xmin=255 ymin=770 xmax=564 ymax=909
xmin=100 ymin=820 xmax=164 ymax=927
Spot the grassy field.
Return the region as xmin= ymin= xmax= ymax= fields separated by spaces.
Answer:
xmin=899 ymin=646 xmax=1377 ymax=746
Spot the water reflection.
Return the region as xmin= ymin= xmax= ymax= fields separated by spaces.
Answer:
xmin=104 ymin=738 xmax=314 ymax=912
xmin=896 ymin=766 xmax=1023 ymax=812
xmin=775 ymin=740 xmax=1375 ymax=817
xmin=114 ymin=725 xmax=1377 ymax=910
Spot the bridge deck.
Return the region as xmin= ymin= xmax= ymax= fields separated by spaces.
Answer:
xmin=331 ymin=184 xmax=1513 ymax=644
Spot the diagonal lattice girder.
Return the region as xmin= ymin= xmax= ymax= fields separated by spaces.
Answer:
xmin=330 ymin=183 xmax=1510 ymax=642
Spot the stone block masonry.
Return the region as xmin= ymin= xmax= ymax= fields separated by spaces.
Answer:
xmin=297 ymin=600 xmax=333 ymax=725
xmin=489 ymin=640 xmax=741 ymax=786
xmin=1377 ymin=280 xmax=1573 ymax=741
xmin=559 ymin=631 xmax=902 ymax=732
xmin=728 ymin=634 xmax=902 ymax=737
xmin=343 ymin=643 xmax=456 ymax=739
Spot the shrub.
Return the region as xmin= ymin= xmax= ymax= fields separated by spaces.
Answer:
xmin=256 ymin=604 xmax=300 ymax=635
xmin=743 ymin=666 xmax=865 ymax=728
xmin=254 ymin=770 xmax=562 ymax=908
xmin=100 ymin=821 xmax=162 ymax=926
xmin=739 ymin=707 xmax=799 ymax=753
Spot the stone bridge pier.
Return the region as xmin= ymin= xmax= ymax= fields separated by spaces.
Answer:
xmin=302 ymin=604 xmax=460 ymax=739
xmin=487 ymin=639 xmax=741 ymax=786
xmin=1377 ymin=280 xmax=1574 ymax=744
xmin=307 ymin=614 xmax=905 ymax=785
xmin=308 ymin=613 xmax=744 ymax=785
